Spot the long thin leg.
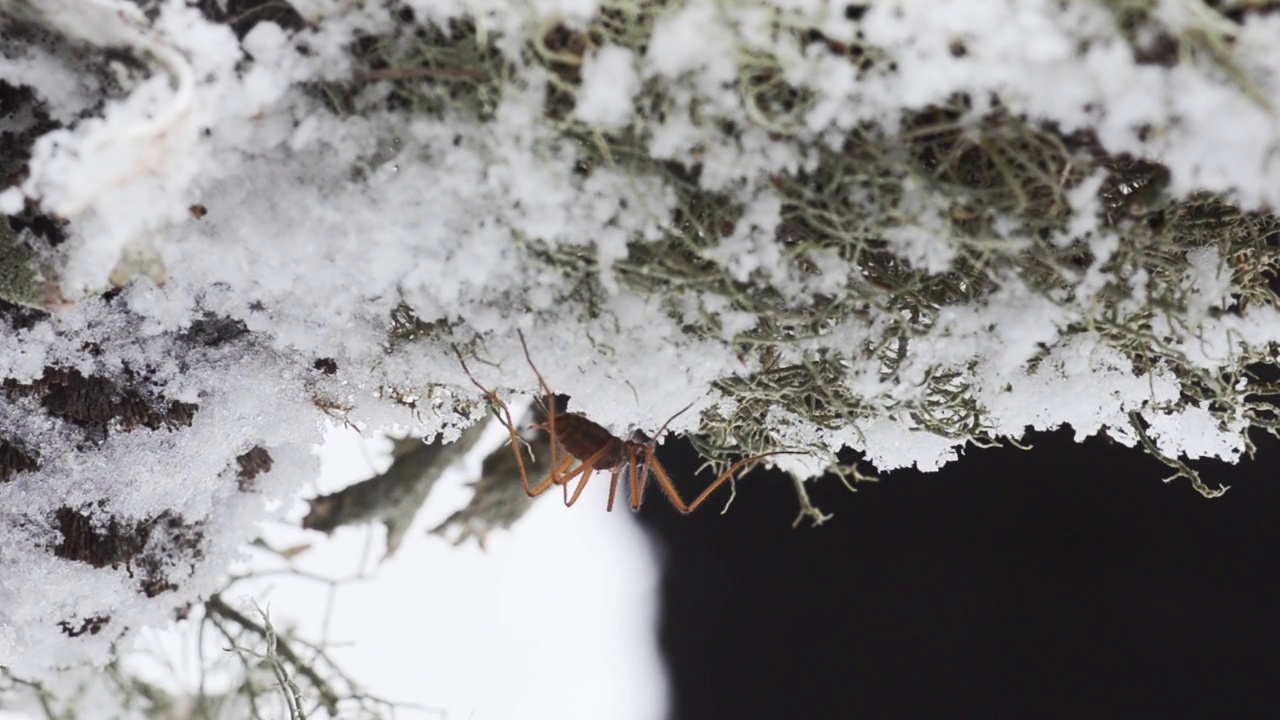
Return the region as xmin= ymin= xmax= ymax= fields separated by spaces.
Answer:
xmin=565 ymin=444 xmax=613 ymax=507
xmin=517 ymin=330 xmax=560 ymax=497
xmin=548 ymin=453 xmax=575 ymax=482
xmin=607 ymin=465 xmax=623 ymax=512
xmin=532 ymin=421 xmax=571 ymax=494
xmin=540 ymin=454 xmax=576 ymax=499
xmin=645 ymin=451 xmax=804 ymax=514
xmin=626 ymin=445 xmax=644 ymax=511
xmin=689 ymin=452 xmax=807 ymax=512
xmin=642 ymin=453 xmax=691 ymax=513
xmin=634 ymin=446 xmax=658 ymax=512
xmin=454 ymin=345 xmax=539 ymax=497
xmin=653 ymin=401 xmax=696 ymax=442
xmin=609 ymin=444 xmax=640 ymax=512
xmin=553 ymin=461 xmax=595 ymax=506
xmin=566 ymin=468 xmax=593 ymax=507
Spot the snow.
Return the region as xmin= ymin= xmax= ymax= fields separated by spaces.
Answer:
xmin=574 ymin=45 xmax=638 ymax=127
xmin=1144 ymin=402 xmax=1246 ymax=463
xmin=2 ymin=0 xmax=1280 ymax=680
xmin=851 ymin=0 xmax=1280 ymax=207
xmin=857 ymin=415 xmax=963 ymax=473
xmin=0 ymin=189 xmax=21 ymax=215
xmin=646 ymin=1 xmax=737 ymax=82
xmin=0 ymin=42 xmax=102 ymax=124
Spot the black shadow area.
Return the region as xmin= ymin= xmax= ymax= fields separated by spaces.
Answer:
xmin=638 ymin=429 xmax=1280 ymax=719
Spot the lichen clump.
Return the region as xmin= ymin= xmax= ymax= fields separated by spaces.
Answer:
xmin=329 ymin=0 xmax=1280 ymax=492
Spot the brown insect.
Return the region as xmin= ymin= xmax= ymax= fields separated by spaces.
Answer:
xmin=455 ymin=331 xmax=792 ymax=513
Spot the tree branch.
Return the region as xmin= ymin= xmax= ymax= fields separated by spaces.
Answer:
xmin=204 ymin=594 xmax=341 ymax=717
xmin=301 ymin=421 xmax=488 ymax=557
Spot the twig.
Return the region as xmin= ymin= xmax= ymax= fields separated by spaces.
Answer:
xmin=2 ymin=673 xmax=60 ymax=720
xmin=791 ymin=475 xmax=833 ymax=528
xmin=352 ymin=66 xmax=491 ymax=83
xmin=205 ymin=594 xmax=342 ymax=716
xmin=1128 ymin=411 xmax=1228 ymax=498
xmin=258 ymin=607 xmax=307 ymax=720
xmin=205 ymin=609 xmax=276 ymax=720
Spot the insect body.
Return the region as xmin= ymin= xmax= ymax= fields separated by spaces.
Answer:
xmin=455 ymin=331 xmax=790 ymax=513
xmin=550 ymin=412 xmax=627 ymax=472
xmin=537 ymin=410 xmax=637 ymax=510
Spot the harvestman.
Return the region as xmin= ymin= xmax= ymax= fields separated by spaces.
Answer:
xmin=455 ymin=332 xmax=795 ymax=513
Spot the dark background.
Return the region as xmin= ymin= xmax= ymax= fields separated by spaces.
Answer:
xmin=639 ymin=429 xmax=1280 ymax=719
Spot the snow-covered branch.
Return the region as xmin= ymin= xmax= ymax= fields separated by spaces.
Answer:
xmin=2 ymin=0 xmax=1280 ymax=676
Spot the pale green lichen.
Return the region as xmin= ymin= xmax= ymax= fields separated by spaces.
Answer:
xmin=342 ymin=1 xmax=1280 ymax=497
xmin=0 ymin=221 xmax=44 ymax=310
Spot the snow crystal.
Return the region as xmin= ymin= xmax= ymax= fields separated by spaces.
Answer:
xmin=856 ymin=416 xmax=962 ymax=473
xmin=647 ymin=1 xmax=737 ymax=82
xmin=574 ymin=45 xmax=639 ymax=127
xmin=1142 ymin=403 xmax=1245 ymax=463
xmin=980 ymin=333 xmax=1180 ymax=444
